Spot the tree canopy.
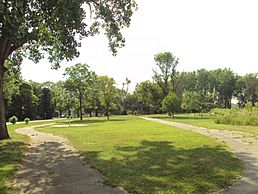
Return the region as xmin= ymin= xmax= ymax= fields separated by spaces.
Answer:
xmin=0 ymin=0 xmax=137 ymax=139
xmin=162 ymin=92 xmax=181 ymax=118
xmin=153 ymin=52 xmax=179 ymax=97
xmin=64 ymin=63 xmax=95 ymax=120
xmin=0 ymin=0 xmax=137 ymax=67
xmin=97 ymin=76 xmax=117 ymax=120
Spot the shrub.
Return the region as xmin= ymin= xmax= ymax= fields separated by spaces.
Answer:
xmin=212 ymin=108 xmax=258 ymax=126
xmin=24 ymin=118 xmax=30 ymax=124
xmin=9 ymin=116 xmax=18 ymax=125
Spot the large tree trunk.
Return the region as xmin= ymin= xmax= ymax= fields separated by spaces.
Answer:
xmin=0 ymin=65 xmax=10 ymax=140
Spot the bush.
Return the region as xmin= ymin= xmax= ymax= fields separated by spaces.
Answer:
xmin=24 ymin=118 xmax=30 ymax=124
xmin=212 ymin=107 xmax=258 ymax=126
xmin=9 ymin=116 xmax=18 ymax=125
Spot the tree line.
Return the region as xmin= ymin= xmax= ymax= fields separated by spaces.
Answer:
xmin=4 ymin=52 xmax=258 ymax=122
xmin=4 ymin=63 xmax=118 ymax=121
xmin=130 ymin=52 xmax=258 ymax=116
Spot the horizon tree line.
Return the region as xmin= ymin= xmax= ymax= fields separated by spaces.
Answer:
xmin=4 ymin=52 xmax=258 ymax=125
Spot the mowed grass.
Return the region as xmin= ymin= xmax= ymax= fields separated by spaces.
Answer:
xmin=0 ymin=119 xmax=64 ymax=194
xmin=149 ymin=114 xmax=258 ymax=137
xmin=39 ymin=116 xmax=243 ymax=194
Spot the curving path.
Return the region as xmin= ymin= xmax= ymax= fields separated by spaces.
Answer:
xmin=14 ymin=126 xmax=126 ymax=194
xmin=142 ymin=117 xmax=258 ymax=194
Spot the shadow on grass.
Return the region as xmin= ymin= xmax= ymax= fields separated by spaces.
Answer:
xmin=82 ymin=140 xmax=244 ymax=194
xmin=12 ymin=141 xmax=125 ymax=193
xmin=0 ymin=141 xmax=27 ymax=193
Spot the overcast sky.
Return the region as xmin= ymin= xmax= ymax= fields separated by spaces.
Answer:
xmin=21 ymin=0 xmax=258 ymax=91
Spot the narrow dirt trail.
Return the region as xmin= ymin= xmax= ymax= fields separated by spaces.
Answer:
xmin=142 ymin=117 xmax=258 ymax=194
xmin=14 ymin=126 xmax=126 ymax=194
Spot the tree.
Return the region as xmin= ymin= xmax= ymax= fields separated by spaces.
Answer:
xmin=28 ymin=81 xmax=45 ymax=117
xmin=39 ymin=88 xmax=54 ymax=119
xmin=195 ymin=69 xmax=210 ymax=95
xmin=181 ymin=91 xmax=202 ymax=113
xmin=153 ymin=52 xmax=179 ymax=97
xmin=51 ymin=81 xmax=69 ymax=118
xmin=84 ymin=94 xmax=96 ymax=117
xmin=8 ymin=82 xmax=39 ymax=120
xmin=65 ymin=91 xmax=78 ymax=118
xmin=64 ymin=63 xmax=95 ymax=120
xmin=121 ymin=77 xmax=131 ymax=115
xmin=3 ymin=67 xmax=21 ymax=106
xmin=134 ymin=81 xmax=153 ymax=114
xmin=0 ymin=0 xmax=137 ymax=139
xmin=134 ymin=81 xmax=162 ymax=114
xmin=213 ymin=69 xmax=236 ymax=108
xmin=243 ymin=73 xmax=258 ymax=106
xmin=234 ymin=76 xmax=247 ymax=108
xmin=83 ymin=83 xmax=103 ymax=117
xmin=161 ymin=92 xmax=181 ymax=118
xmin=177 ymin=71 xmax=197 ymax=96
xmin=90 ymin=84 xmax=103 ymax=117
xmin=98 ymin=76 xmax=117 ymax=120
xmin=125 ymin=93 xmax=139 ymax=115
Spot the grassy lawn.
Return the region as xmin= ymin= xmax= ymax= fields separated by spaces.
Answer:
xmin=148 ymin=114 xmax=258 ymax=137
xmin=39 ymin=116 xmax=243 ymax=194
xmin=0 ymin=119 xmax=63 ymax=194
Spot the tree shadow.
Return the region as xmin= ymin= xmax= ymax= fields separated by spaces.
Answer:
xmin=3 ymin=139 xmax=257 ymax=194
xmin=0 ymin=141 xmax=27 ymax=193
xmin=81 ymin=140 xmax=246 ymax=194
xmin=13 ymin=141 xmax=122 ymax=194
xmin=220 ymin=151 xmax=258 ymax=194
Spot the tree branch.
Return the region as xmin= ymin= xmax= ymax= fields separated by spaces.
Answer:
xmin=8 ymin=42 xmax=25 ymax=56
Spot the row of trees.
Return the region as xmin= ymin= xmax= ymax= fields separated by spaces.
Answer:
xmin=4 ymin=53 xmax=258 ymax=122
xmin=129 ymin=52 xmax=258 ymax=115
xmin=4 ymin=53 xmax=258 ymax=123
xmin=2 ymin=52 xmax=258 ymax=139
xmin=4 ymin=63 xmax=119 ymax=121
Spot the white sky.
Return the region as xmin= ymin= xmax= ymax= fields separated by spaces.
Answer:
xmin=21 ymin=0 xmax=258 ymax=91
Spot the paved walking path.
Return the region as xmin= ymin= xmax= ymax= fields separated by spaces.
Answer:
xmin=142 ymin=117 xmax=258 ymax=194
xmin=14 ymin=126 xmax=126 ymax=194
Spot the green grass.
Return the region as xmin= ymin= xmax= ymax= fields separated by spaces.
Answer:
xmin=39 ymin=116 xmax=243 ymax=194
xmin=0 ymin=119 xmax=64 ymax=194
xmin=149 ymin=114 xmax=258 ymax=137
